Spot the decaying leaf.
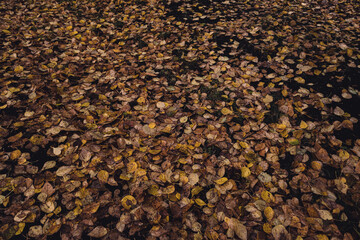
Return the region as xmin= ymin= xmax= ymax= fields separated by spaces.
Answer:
xmin=1 ymin=1 xmax=359 ymax=239
xmin=88 ymin=226 xmax=108 ymax=238
xmin=56 ymin=166 xmax=75 ymax=177
xmin=121 ymin=195 xmax=137 ymax=210
xmin=225 ymin=217 xmax=247 ymax=240
xmin=272 ymin=225 xmax=289 ymax=240
xmin=264 ymin=206 xmax=275 ymax=221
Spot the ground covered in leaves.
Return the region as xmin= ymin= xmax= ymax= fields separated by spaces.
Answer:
xmin=0 ymin=0 xmax=360 ymax=239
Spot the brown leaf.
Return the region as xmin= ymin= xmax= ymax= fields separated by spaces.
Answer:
xmin=225 ymin=217 xmax=247 ymax=240
xmin=272 ymin=225 xmax=290 ymax=240
xmin=88 ymin=226 xmax=108 ymax=238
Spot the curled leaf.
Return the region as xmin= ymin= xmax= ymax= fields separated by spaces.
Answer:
xmin=121 ymin=195 xmax=137 ymax=210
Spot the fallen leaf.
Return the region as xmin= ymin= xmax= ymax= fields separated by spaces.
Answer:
xmin=221 ymin=107 xmax=233 ymax=115
xmin=56 ymin=166 xmax=75 ymax=177
xmin=225 ymin=217 xmax=247 ymax=240
xmin=318 ymin=209 xmax=333 ymax=220
xmin=121 ymin=195 xmax=137 ymax=210
xmin=272 ymin=225 xmax=289 ymax=240
xmin=97 ymin=170 xmax=109 ymax=183
xmin=241 ymin=167 xmax=251 ymax=178
xmin=214 ymin=177 xmax=228 ymax=185
xmin=264 ymin=207 xmax=275 ymax=220
xmin=88 ymin=226 xmax=108 ymax=238
xmin=14 ymin=65 xmax=24 ymax=73
xmin=28 ymin=225 xmax=43 ymax=238
xmin=263 ymin=95 xmax=273 ymax=103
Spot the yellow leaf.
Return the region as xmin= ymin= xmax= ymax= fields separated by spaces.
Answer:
xmin=338 ymin=149 xmax=349 ymax=161
xmin=245 ymin=55 xmax=256 ymax=61
xmin=239 ymin=141 xmax=249 ymax=148
xmin=294 ymin=77 xmax=305 ymax=84
xmin=311 ymin=161 xmax=322 ymax=171
xmin=221 ymin=108 xmax=233 ymax=115
xmin=261 ymin=190 xmax=274 ymax=203
xmin=163 ymin=185 xmax=175 ymax=194
xmin=214 ymin=177 xmax=228 ymax=185
xmin=191 ymin=186 xmax=203 ymax=197
xmin=98 ymin=94 xmax=107 ymax=100
xmin=15 ymin=223 xmax=26 ymax=235
xmin=44 ymin=219 xmax=62 ymax=235
xmin=10 ymin=150 xmax=21 ymax=160
xmin=136 ymin=168 xmax=147 ymax=177
xmin=264 ymin=206 xmax=275 ymax=220
xmin=314 ymin=69 xmax=322 ymax=75
xmin=149 ymin=149 xmax=161 ymax=155
xmin=316 ymin=234 xmax=329 ymax=240
xmin=287 ymin=137 xmax=299 ymax=146
xmin=244 ymin=152 xmax=257 ymax=162
xmin=14 ymin=65 xmax=24 ymax=73
xmin=148 ymin=185 xmax=160 ymax=196
xmin=161 ymin=125 xmax=172 ymax=133
xmin=137 ymin=96 xmax=146 ymax=105
xmin=121 ymin=195 xmax=137 ymax=210
xmin=281 ymin=89 xmax=288 ymax=97
xmin=127 ymin=162 xmax=137 ymax=173
xmin=241 ymin=167 xmax=251 ymax=178
xmin=178 ymin=158 xmax=188 ymax=164
xmin=263 ymin=223 xmax=272 ymax=234
xmin=347 ymin=48 xmax=353 ymax=57
xmin=195 ymin=198 xmax=206 ymax=206
xmin=97 ymin=170 xmax=109 ymax=183
xmin=148 ymin=122 xmax=156 ymax=129
xmin=300 ymin=121 xmax=308 ymax=129
xmin=29 ymin=134 xmax=44 ymax=145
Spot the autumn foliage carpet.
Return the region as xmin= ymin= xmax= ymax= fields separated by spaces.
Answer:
xmin=0 ymin=0 xmax=360 ymax=239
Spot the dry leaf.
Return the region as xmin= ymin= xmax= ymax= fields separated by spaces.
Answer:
xmin=88 ymin=226 xmax=108 ymax=238
xmin=225 ymin=217 xmax=247 ymax=240
xmin=56 ymin=166 xmax=75 ymax=177
xmin=214 ymin=177 xmax=228 ymax=185
xmin=272 ymin=225 xmax=289 ymax=240
xmin=121 ymin=195 xmax=137 ymax=210
xmin=264 ymin=207 xmax=275 ymax=220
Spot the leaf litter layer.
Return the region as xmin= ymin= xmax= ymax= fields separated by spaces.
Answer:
xmin=0 ymin=0 xmax=360 ymax=239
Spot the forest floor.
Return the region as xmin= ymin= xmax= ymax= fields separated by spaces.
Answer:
xmin=0 ymin=0 xmax=360 ymax=239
